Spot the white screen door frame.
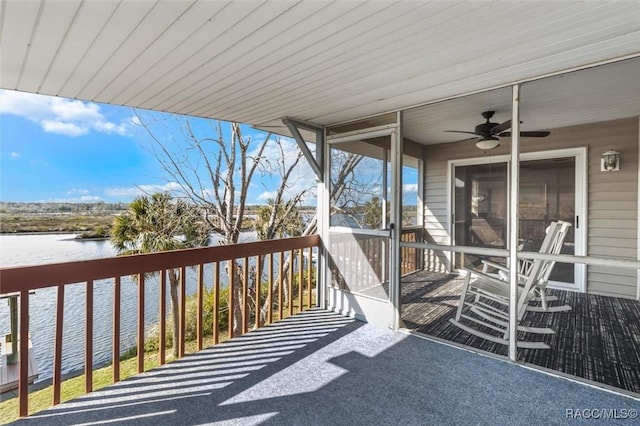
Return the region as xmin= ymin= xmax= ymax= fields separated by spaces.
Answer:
xmin=324 ymin=121 xmax=402 ymax=329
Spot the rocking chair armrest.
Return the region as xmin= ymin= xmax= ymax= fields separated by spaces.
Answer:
xmin=464 ymin=268 xmax=511 ymax=288
xmin=496 ymin=268 xmax=529 ymax=284
xmin=480 ymin=259 xmax=508 ymax=273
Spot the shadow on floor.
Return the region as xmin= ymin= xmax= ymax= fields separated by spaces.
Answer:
xmin=14 ymin=308 xmax=640 ymax=425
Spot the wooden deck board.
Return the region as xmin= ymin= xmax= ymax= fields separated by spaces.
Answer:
xmin=0 ymin=335 xmax=38 ymax=394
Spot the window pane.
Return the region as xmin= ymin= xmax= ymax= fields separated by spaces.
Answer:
xmin=520 ymin=157 xmax=575 ymax=283
xmin=329 ymin=142 xmax=386 ymax=229
xmin=454 ymin=163 xmax=508 ymax=269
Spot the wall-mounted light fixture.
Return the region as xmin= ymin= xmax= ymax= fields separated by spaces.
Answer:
xmin=601 ymin=150 xmax=620 ymax=172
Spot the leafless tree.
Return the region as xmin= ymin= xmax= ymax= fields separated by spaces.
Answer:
xmin=134 ymin=113 xmax=312 ymax=333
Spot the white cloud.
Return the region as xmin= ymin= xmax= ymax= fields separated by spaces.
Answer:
xmin=0 ymin=90 xmax=131 ymax=137
xmin=130 ymin=115 xmax=142 ymax=126
xmin=42 ymin=120 xmax=88 ymax=137
xmin=250 ymin=136 xmax=301 ymax=172
xmin=104 ymin=182 xmax=183 ymax=198
xmin=403 ymin=183 xmax=419 ymax=193
xmin=257 ymin=190 xmax=277 ymax=201
xmin=67 ymin=188 xmax=90 ymax=196
xmin=10 ymin=152 xmax=19 ymax=158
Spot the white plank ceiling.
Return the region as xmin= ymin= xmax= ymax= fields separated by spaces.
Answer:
xmin=1 ymin=0 xmax=639 ymax=142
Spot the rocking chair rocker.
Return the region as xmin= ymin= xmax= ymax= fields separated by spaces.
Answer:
xmin=449 ymin=221 xmax=571 ymax=349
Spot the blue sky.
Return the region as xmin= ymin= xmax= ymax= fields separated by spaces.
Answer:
xmin=0 ymin=89 xmax=313 ymax=205
xmin=0 ymin=90 xmax=417 ymax=207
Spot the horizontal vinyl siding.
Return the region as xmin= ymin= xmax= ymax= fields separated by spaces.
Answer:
xmin=423 ymin=146 xmax=453 ymax=271
xmin=586 ymin=117 xmax=638 ymax=299
xmin=421 ymin=116 xmax=639 ymax=299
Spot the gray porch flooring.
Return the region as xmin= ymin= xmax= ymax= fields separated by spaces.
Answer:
xmin=14 ymin=309 xmax=640 ymax=425
xmin=401 ymin=270 xmax=640 ymax=395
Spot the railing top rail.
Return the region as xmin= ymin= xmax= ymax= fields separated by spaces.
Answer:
xmin=400 ymin=241 xmax=640 ymax=270
xmin=0 ymin=235 xmax=320 ymax=294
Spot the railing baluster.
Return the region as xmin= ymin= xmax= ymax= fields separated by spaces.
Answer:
xmin=255 ymin=255 xmax=261 ymax=330
xmin=288 ymin=249 xmax=294 ymax=317
xmin=229 ymin=260 xmax=235 ymax=339
xmin=268 ymin=252 xmax=273 ymax=325
xmin=298 ymin=249 xmax=303 ymax=313
xmin=19 ymin=290 xmax=29 ymax=417
xmin=307 ymin=246 xmax=313 ymax=309
xmin=53 ymin=285 xmax=64 ymax=405
xmin=213 ymin=262 xmax=219 ymax=344
xmin=137 ymin=274 xmax=145 ymax=373
xmin=159 ymin=271 xmax=165 ymax=366
xmin=242 ymin=257 xmax=249 ymax=334
xmin=197 ymin=264 xmax=204 ymax=351
xmin=113 ymin=276 xmax=121 ymax=382
xmin=85 ymin=280 xmax=93 ymax=394
xmin=278 ymin=251 xmax=284 ymax=321
xmin=179 ymin=266 xmax=186 ymax=357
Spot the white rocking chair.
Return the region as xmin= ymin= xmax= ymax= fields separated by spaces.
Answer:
xmin=449 ymin=221 xmax=571 ymax=349
xmin=480 ymin=220 xmax=572 ymax=313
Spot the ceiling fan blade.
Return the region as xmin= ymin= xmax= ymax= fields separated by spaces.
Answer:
xmin=499 ymin=131 xmax=550 ymax=138
xmin=490 ymin=119 xmax=512 ymax=134
xmin=451 ymin=136 xmax=480 ymax=143
xmin=444 ymin=130 xmax=479 ymax=135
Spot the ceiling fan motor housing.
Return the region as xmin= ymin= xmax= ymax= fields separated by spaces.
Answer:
xmin=475 ymin=121 xmax=499 ymax=136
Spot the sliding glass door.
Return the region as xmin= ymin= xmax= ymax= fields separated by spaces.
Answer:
xmin=452 ymin=149 xmax=586 ymax=291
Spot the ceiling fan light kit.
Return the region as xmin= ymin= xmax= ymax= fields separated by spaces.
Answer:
xmin=475 ymin=137 xmax=500 ymax=150
xmin=446 ymin=110 xmax=550 ymax=150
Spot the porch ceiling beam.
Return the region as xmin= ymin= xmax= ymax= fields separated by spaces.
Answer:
xmin=282 ymin=117 xmax=323 ymax=182
xmin=325 ymin=124 xmax=397 ymax=143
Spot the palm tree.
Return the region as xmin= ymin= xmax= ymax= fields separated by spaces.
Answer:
xmin=110 ymin=192 xmax=209 ymax=358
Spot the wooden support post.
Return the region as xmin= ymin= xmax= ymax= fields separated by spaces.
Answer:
xmin=289 ymin=250 xmax=294 ymax=317
xmin=213 ymin=262 xmax=219 ymax=344
xmin=137 ymin=274 xmax=145 ymax=373
xmin=243 ymin=257 xmax=249 ymax=334
xmin=279 ymin=252 xmax=284 ymax=320
xmin=268 ymin=253 xmax=273 ymax=324
xmin=179 ymin=266 xmax=186 ymax=357
xmin=229 ymin=260 xmax=235 ymax=339
xmin=18 ymin=290 xmax=29 ymax=417
xmin=298 ymin=249 xmax=303 ymax=312
xmin=197 ymin=264 xmax=204 ymax=351
xmin=158 ymin=271 xmax=165 ymax=366
xmin=113 ymin=277 xmax=121 ymax=382
xmin=255 ymin=255 xmax=261 ymax=329
xmin=53 ymin=286 xmax=64 ymax=405
xmin=85 ymin=281 xmax=93 ymax=393
xmin=307 ymin=247 xmax=313 ymax=308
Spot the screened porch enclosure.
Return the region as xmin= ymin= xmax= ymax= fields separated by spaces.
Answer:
xmin=390 ymin=56 xmax=640 ymax=395
xmin=317 ymin=58 xmax=639 ymax=394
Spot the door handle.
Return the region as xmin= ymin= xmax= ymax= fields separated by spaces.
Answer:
xmin=387 ymin=223 xmax=395 ymax=239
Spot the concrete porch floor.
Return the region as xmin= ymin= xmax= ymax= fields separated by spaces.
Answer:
xmin=14 ymin=309 xmax=640 ymax=425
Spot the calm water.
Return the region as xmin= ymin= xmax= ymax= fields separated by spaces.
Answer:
xmin=0 ymin=232 xmax=255 ymax=383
